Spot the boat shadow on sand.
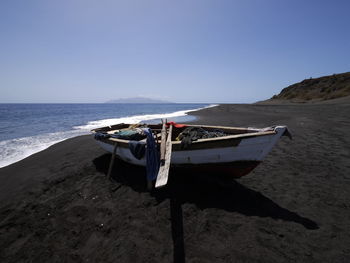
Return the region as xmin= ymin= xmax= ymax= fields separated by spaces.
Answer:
xmin=93 ymin=153 xmax=318 ymax=261
xmin=94 ymin=153 xmax=318 ymax=230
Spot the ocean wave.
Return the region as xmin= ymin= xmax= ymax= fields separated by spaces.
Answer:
xmin=73 ymin=104 xmax=217 ymax=130
xmin=0 ymin=130 xmax=85 ymax=168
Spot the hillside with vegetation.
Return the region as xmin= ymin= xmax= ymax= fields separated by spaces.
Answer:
xmin=271 ymin=72 xmax=350 ymax=102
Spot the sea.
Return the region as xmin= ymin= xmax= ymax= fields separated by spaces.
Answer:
xmin=0 ymin=103 xmax=216 ymax=168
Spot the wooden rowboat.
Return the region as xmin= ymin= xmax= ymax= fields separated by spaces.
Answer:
xmin=92 ymin=123 xmax=291 ymax=178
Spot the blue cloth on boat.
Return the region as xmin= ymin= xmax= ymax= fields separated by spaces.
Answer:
xmin=143 ymin=128 xmax=160 ymax=181
xmin=94 ymin=132 xmax=111 ymax=140
xmin=128 ymin=140 xmax=146 ymax=160
xmin=112 ymin=128 xmax=146 ymax=141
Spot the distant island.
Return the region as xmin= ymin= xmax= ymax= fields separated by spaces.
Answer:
xmin=268 ymin=71 xmax=350 ymax=102
xmin=105 ymin=97 xmax=173 ymax=104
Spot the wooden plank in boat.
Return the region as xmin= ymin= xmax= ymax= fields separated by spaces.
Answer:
xmin=156 ymin=125 xmax=173 ymax=188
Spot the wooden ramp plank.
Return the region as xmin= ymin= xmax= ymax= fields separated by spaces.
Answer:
xmin=159 ymin=121 xmax=167 ymax=165
xmin=155 ymin=125 xmax=173 ymax=188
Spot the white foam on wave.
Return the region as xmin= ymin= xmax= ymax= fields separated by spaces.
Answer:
xmin=73 ymin=104 xmax=218 ymax=131
xmin=0 ymin=129 xmax=86 ymax=168
xmin=0 ymin=104 xmax=218 ymax=168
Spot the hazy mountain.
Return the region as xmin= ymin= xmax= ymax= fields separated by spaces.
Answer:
xmin=105 ymin=97 xmax=173 ymax=104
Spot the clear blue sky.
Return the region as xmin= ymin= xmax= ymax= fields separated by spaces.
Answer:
xmin=1 ymin=0 xmax=349 ymax=103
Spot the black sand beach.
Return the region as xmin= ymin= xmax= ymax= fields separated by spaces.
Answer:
xmin=1 ymin=102 xmax=350 ymax=262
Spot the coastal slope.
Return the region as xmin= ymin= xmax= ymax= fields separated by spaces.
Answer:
xmin=1 ymin=102 xmax=350 ymax=262
xmin=268 ymin=71 xmax=350 ymax=103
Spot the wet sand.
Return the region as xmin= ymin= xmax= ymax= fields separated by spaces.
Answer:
xmin=1 ymin=102 xmax=350 ymax=262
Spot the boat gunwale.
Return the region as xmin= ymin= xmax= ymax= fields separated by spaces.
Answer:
xmin=92 ymin=123 xmax=277 ymax=147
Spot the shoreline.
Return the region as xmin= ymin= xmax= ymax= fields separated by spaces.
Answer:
xmin=0 ymin=103 xmax=216 ymax=169
xmin=1 ymin=102 xmax=349 ymax=262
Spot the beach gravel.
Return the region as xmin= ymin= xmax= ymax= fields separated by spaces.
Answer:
xmin=0 ymin=102 xmax=350 ymax=262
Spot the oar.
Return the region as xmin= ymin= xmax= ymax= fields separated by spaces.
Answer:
xmin=155 ymin=123 xmax=173 ymax=188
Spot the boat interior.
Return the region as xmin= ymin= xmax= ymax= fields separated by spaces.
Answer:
xmin=92 ymin=123 xmax=273 ymax=143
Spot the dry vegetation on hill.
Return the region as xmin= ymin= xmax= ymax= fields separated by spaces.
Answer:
xmin=271 ymin=72 xmax=350 ymax=102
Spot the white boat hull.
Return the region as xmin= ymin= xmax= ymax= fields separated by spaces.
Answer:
xmin=95 ymin=126 xmax=287 ymax=176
